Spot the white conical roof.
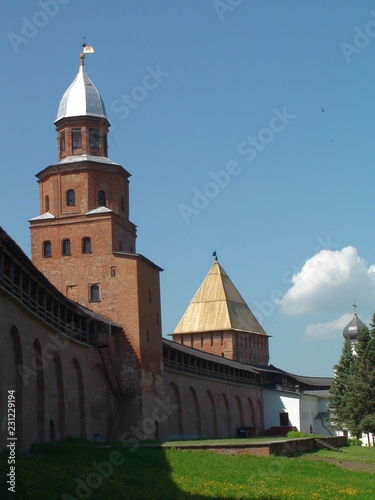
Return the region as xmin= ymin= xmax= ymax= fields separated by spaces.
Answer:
xmin=55 ymin=62 xmax=107 ymax=122
xmin=174 ymin=261 xmax=266 ymax=335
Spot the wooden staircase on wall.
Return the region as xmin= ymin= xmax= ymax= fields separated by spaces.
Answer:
xmin=98 ymin=345 xmax=123 ymax=395
xmin=97 ymin=344 xmax=129 ymax=441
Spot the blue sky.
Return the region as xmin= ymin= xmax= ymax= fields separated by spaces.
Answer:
xmin=1 ymin=0 xmax=375 ymax=376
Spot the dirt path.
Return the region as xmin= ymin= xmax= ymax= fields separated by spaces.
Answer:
xmin=303 ymin=455 xmax=375 ymax=474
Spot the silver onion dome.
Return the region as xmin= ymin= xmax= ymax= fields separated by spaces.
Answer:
xmin=55 ymin=60 xmax=107 ymax=123
xmin=343 ymin=312 xmax=367 ymax=340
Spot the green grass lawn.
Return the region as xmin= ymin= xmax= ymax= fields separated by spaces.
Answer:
xmin=159 ymin=436 xmax=296 ymax=446
xmin=1 ymin=440 xmax=374 ymax=499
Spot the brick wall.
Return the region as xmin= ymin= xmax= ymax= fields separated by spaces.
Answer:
xmin=163 ymin=369 xmax=263 ymax=440
xmin=0 ymin=289 xmax=112 ymax=451
xmin=174 ymin=330 xmax=269 ymax=365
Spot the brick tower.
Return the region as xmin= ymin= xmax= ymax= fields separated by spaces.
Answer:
xmin=29 ymin=48 xmax=165 ymax=439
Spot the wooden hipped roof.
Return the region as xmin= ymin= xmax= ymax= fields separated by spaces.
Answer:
xmin=174 ymin=261 xmax=266 ymax=335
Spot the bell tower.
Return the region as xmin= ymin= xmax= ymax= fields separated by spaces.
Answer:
xmin=29 ymin=47 xmax=165 ymax=439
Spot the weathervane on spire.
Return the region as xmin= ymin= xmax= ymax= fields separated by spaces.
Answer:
xmin=212 ymin=250 xmax=218 ymax=262
xmin=353 ymin=299 xmax=357 ymax=316
xmin=80 ymin=38 xmax=95 ymax=66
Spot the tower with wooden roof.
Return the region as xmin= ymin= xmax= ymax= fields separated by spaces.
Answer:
xmin=171 ymin=258 xmax=270 ymax=365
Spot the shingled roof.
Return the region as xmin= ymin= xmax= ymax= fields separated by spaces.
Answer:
xmin=174 ymin=261 xmax=266 ymax=335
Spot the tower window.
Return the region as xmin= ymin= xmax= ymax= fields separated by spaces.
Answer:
xmin=45 ymin=195 xmax=49 ymax=212
xmin=90 ymin=284 xmax=100 ymax=302
xmin=104 ymin=134 xmax=108 ymax=156
xmin=119 ymin=241 xmax=123 ymax=251
xmin=89 ymin=129 xmax=99 ymax=150
xmin=66 ymin=189 xmax=75 ymax=206
xmin=60 ymin=131 xmax=65 ymax=153
xmin=71 ymin=128 xmax=82 ymax=150
xmin=98 ymin=190 xmax=106 ymax=207
xmin=121 ymin=196 xmax=125 ymax=212
xmin=82 ymin=237 xmax=91 ymax=254
xmin=62 ymin=239 xmax=71 ymax=256
xmin=43 ymin=241 xmax=51 ymax=258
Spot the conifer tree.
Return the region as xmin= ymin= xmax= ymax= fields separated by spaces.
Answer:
xmin=354 ymin=315 xmax=375 ymax=441
xmin=345 ymin=326 xmax=370 ymax=435
xmin=328 ymin=338 xmax=355 ymax=431
xmin=329 ymin=314 xmax=375 ymax=443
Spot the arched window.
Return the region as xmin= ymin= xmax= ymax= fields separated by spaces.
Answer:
xmin=82 ymin=237 xmax=91 ymax=254
xmin=90 ymin=284 xmax=100 ymax=302
xmin=98 ymin=190 xmax=106 ymax=207
xmin=45 ymin=195 xmax=49 ymax=212
xmin=62 ymin=239 xmax=71 ymax=256
xmin=43 ymin=241 xmax=51 ymax=257
xmin=67 ymin=189 xmax=75 ymax=206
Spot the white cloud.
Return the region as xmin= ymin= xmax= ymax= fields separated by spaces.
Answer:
xmin=276 ymin=246 xmax=375 ymax=315
xmin=303 ymin=313 xmax=353 ymax=341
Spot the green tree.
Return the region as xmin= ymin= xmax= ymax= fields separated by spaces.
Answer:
xmin=329 ymin=315 xmax=375 ymax=444
xmin=328 ymin=338 xmax=355 ymax=431
xmin=359 ymin=415 xmax=375 ymax=446
xmin=353 ymin=315 xmax=375 ymax=442
xmin=345 ymin=326 xmax=371 ymax=436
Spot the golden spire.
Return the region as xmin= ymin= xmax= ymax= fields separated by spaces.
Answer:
xmin=80 ymin=39 xmax=95 ymax=66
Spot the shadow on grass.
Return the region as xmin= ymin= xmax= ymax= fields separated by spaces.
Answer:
xmin=0 ymin=439 xmax=283 ymax=499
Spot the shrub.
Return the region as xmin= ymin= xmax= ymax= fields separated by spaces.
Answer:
xmin=348 ymin=437 xmax=363 ymax=446
xmin=287 ymin=431 xmax=312 ymax=439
